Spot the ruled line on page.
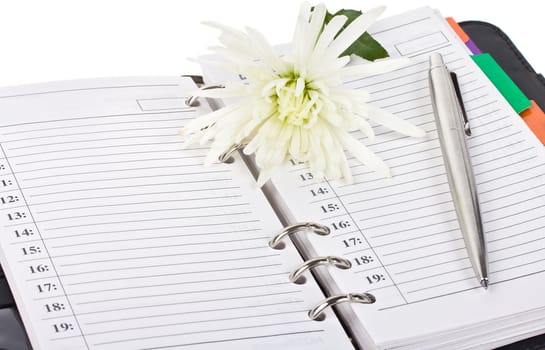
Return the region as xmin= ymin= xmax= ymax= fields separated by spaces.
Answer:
xmin=374 ymin=228 xmax=460 ymax=250
xmin=8 ymin=133 xmax=182 ymax=151
xmin=349 ymin=154 xmax=443 ymax=180
xmin=14 ymin=148 xmax=205 ymax=166
xmin=379 ymin=266 xmax=474 ymax=287
xmin=0 ymin=83 xmax=180 ymax=100
xmin=42 ymin=220 xmax=262 ymax=246
xmin=84 ymin=299 xmax=304 ymax=323
xmin=406 ymin=276 xmax=475 ymax=294
xmin=70 ymin=290 xmax=302 ymax=314
xmin=90 ymin=319 xmax=316 ymax=346
xmin=10 ymin=227 xmax=265 ymax=247
xmin=0 ymin=109 xmax=195 ymax=132
xmin=369 ymin=15 xmax=431 ymax=35
xmin=64 ymin=263 xmax=282 ymax=286
xmin=41 ymin=291 xmax=305 ymax=321
xmin=131 ymin=330 xmax=326 ymax=350
xmin=35 ymin=202 xmax=250 ymax=223
xmin=41 ymin=224 xmax=261 ymax=243
xmin=482 ymin=193 xmax=545 ymax=215
xmin=55 ymin=245 xmax=265 ymax=268
xmin=488 ymin=225 xmax=545 ymax=244
xmin=20 ymin=244 xmax=270 ymax=264
xmin=34 ymin=194 xmax=242 ymax=214
xmin=15 ymin=155 xmax=206 ymax=174
xmin=59 ymin=309 xmax=311 ymax=338
xmin=480 ymin=171 xmax=545 ymax=197
xmin=473 ymin=147 xmax=533 ymax=168
xmin=25 ymin=178 xmax=234 ymax=197
xmin=72 ymin=282 xmax=295 ymax=306
xmin=395 ymin=256 xmax=469 ymax=275
xmin=27 ymin=261 xmax=279 ymax=284
xmin=351 ymin=200 xmax=451 ymax=224
xmin=347 ymin=180 xmax=449 ymax=205
xmin=491 ymin=256 xmax=545 ymax=275
xmin=6 ymin=141 xmax=207 ymax=159
xmin=3 ymin=125 xmax=188 ymax=143
xmin=337 ymin=172 xmax=447 ymax=198
xmin=28 ymin=186 xmax=238 ymax=206
xmin=52 ymin=253 xmax=279 ymax=278
xmin=470 ymin=115 xmax=512 ymax=131
xmin=36 ymin=237 xmax=268 ymax=261
xmin=51 ymin=211 xmax=252 ymax=229
xmin=22 ymin=170 xmax=229 ymax=189
xmin=381 ymin=238 xmax=464 ymax=257
xmin=44 ymin=228 xmax=264 ymax=249
xmin=2 ymin=115 xmax=190 ymax=136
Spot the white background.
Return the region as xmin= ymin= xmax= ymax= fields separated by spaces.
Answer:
xmin=0 ymin=0 xmax=541 ymax=87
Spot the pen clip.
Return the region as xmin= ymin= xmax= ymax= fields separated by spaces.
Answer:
xmin=449 ymin=71 xmax=471 ymax=136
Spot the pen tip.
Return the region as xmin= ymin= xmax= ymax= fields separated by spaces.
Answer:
xmin=480 ymin=278 xmax=489 ymax=290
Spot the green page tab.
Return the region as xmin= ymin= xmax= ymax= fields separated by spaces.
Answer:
xmin=471 ymin=53 xmax=531 ymax=113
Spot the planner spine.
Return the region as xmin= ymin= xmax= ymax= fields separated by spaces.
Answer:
xmin=186 ymin=86 xmax=377 ymax=322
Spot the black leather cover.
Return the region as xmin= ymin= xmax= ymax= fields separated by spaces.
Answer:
xmin=460 ymin=21 xmax=545 ymax=111
xmin=0 ymin=267 xmax=15 ymax=309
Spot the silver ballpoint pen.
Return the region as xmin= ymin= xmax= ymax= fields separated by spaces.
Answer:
xmin=428 ymin=52 xmax=489 ymax=289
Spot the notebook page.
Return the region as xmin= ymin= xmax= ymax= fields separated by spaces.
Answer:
xmin=268 ymin=7 xmax=545 ymax=348
xmin=0 ymin=77 xmax=353 ymax=350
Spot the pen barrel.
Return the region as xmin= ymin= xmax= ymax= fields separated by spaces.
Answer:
xmin=429 ymin=59 xmax=489 ymax=286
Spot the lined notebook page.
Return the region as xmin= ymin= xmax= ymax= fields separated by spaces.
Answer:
xmin=0 ymin=77 xmax=353 ymax=350
xmin=269 ymin=7 xmax=545 ymax=349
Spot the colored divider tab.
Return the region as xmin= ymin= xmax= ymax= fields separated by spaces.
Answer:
xmin=445 ymin=17 xmax=481 ymax=54
xmin=521 ymin=100 xmax=545 ymax=144
xmin=446 ymin=17 xmax=469 ymax=42
xmin=465 ymin=40 xmax=482 ymax=54
xmin=471 ymin=53 xmax=531 ymax=113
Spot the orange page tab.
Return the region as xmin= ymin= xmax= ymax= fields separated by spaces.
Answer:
xmin=520 ymin=100 xmax=545 ymax=144
xmin=446 ymin=17 xmax=469 ymax=42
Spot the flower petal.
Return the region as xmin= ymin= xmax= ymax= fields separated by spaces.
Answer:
xmin=309 ymin=15 xmax=348 ymax=66
xmin=291 ymin=2 xmax=312 ymax=62
xmin=357 ymin=118 xmax=375 ymax=141
xmin=362 ymin=104 xmax=426 ymax=137
xmin=244 ymin=26 xmax=287 ymax=73
xmin=333 ymin=128 xmax=390 ymax=177
xmin=182 ymin=101 xmax=245 ymax=135
xmin=323 ymin=6 xmax=385 ymax=60
xmin=294 ymin=3 xmax=326 ymax=70
xmin=341 ymin=57 xmax=411 ymax=78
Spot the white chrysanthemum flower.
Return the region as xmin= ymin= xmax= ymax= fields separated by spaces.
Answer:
xmin=181 ymin=3 xmax=425 ymax=186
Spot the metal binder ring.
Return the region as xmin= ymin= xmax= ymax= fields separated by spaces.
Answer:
xmin=289 ymin=256 xmax=352 ymax=284
xmin=218 ymin=142 xmax=248 ymax=164
xmin=269 ymin=222 xmax=331 ymax=249
xmin=308 ymin=292 xmax=376 ymax=321
xmin=185 ymin=84 xmax=225 ymax=107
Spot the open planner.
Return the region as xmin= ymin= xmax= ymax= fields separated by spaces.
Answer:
xmin=2 ymin=6 xmax=545 ymax=350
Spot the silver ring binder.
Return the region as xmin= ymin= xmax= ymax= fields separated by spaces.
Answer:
xmin=308 ymin=292 xmax=376 ymax=321
xmin=218 ymin=142 xmax=248 ymax=164
xmin=185 ymin=84 xmax=225 ymax=107
xmin=289 ymin=256 xmax=352 ymax=284
xmin=269 ymin=222 xmax=331 ymax=249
